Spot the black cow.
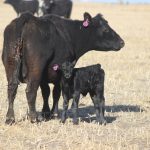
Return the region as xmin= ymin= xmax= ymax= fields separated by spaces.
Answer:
xmin=2 ymin=12 xmax=124 ymax=124
xmin=41 ymin=0 xmax=72 ymax=18
xmin=60 ymin=61 xmax=106 ymax=125
xmin=4 ymin=0 xmax=39 ymax=16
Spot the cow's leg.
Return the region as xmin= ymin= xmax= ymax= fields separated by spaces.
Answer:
xmin=90 ymin=90 xmax=106 ymax=125
xmin=40 ymin=81 xmax=51 ymax=119
xmin=72 ymin=91 xmax=80 ymax=125
xmin=25 ymin=63 xmax=44 ymax=123
xmin=51 ymin=84 xmax=61 ymax=117
xmin=26 ymin=78 xmax=42 ymax=123
xmin=5 ymin=83 xmax=18 ymax=125
xmin=61 ymin=93 xmax=69 ymax=123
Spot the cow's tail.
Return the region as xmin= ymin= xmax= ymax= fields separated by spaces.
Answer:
xmin=12 ymin=13 xmax=34 ymax=84
xmin=13 ymin=39 xmax=23 ymax=84
xmin=19 ymin=12 xmax=34 ymax=23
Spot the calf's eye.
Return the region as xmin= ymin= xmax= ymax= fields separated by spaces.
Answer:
xmin=104 ymin=27 xmax=109 ymax=33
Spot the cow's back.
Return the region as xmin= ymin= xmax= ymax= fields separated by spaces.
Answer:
xmin=2 ymin=13 xmax=35 ymax=82
xmin=2 ymin=13 xmax=33 ymax=63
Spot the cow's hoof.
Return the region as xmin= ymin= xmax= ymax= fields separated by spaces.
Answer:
xmin=51 ymin=113 xmax=59 ymax=119
xmin=73 ymin=119 xmax=79 ymax=125
xmin=30 ymin=118 xmax=37 ymax=123
xmin=28 ymin=113 xmax=37 ymax=123
xmin=60 ymin=117 xmax=66 ymax=124
xmin=42 ymin=107 xmax=51 ymax=119
xmin=97 ymin=119 xmax=107 ymax=125
xmin=42 ymin=112 xmax=51 ymax=120
xmin=37 ymin=114 xmax=44 ymax=122
xmin=5 ymin=118 xmax=15 ymax=125
xmin=29 ymin=113 xmax=45 ymax=123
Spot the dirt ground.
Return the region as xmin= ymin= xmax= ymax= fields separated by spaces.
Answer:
xmin=0 ymin=1 xmax=150 ymax=150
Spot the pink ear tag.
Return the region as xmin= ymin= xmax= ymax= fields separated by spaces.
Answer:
xmin=53 ymin=64 xmax=59 ymax=71
xmin=83 ymin=19 xmax=89 ymax=28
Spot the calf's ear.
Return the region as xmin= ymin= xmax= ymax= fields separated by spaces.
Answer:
xmin=53 ymin=64 xmax=59 ymax=71
xmin=72 ymin=60 xmax=76 ymax=67
xmin=83 ymin=12 xmax=92 ymax=27
xmin=84 ymin=12 xmax=92 ymax=22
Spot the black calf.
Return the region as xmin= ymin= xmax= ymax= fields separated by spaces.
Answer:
xmin=60 ymin=61 xmax=106 ymax=125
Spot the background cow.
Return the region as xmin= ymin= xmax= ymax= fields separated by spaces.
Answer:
xmin=60 ymin=62 xmax=106 ymax=125
xmin=41 ymin=0 xmax=72 ymax=18
xmin=4 ymin=0 xmax=39 ymax=16
xmin=2 ymin=12 xmax=124 ymax=124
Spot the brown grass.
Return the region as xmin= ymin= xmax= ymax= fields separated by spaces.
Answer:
xmin=0 ymin=1 xmax=150 ymax=150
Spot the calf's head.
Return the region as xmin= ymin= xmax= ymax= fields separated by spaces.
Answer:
xmin=83 ymin=12 xmax=125 ymax=51
xmin=61 ymin=61 xmax=76 ymax=79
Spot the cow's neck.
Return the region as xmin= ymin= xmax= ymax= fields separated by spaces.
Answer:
xmin=66 ymin=20 xmax=93 ymax=60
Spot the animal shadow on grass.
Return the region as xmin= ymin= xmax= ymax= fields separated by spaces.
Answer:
xmin=66 ymin=104 xmax=143 ymax=124
xmin=17 ymin=105 xmax=143 ymax=124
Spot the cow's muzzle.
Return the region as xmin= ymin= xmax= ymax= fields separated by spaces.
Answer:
xmin=120 ymin=40 xmax=125 ymax=48
xmin=65 ymin=74 xmax=71 ymax=79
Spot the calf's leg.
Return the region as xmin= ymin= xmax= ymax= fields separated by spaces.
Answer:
xmin=90 ymin=90 xmax=106 ymax=125
xmin=61 ymin=93 xmax=70 ymax=123
xmin=72 ymin=91 xmax=80 ymax=125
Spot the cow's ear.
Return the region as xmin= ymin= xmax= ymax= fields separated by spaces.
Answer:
xmin=4 ymin=0 xmax=8 ymax=3
xmin=50 ymin=0 xmax=54 ymax=4
xmin=83 ymin=12 xmax=92 ymax=27
xmin=92 ymin=13 xmax=103 ymax=27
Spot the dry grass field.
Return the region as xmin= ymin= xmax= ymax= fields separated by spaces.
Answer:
xmin=0 ymin=1 xmax=150 ymax=150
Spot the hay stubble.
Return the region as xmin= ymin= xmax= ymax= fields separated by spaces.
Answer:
xmin=0 ymin=1 xmax=150 ymax=150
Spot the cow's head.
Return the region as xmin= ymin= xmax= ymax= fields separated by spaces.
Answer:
xmin=61 ymin=61 xmax=76 ymax=79
xmin=83 ymin=12 xmax=125 ymax=51
xmin=42 ymin=0 xmax=54 ymax=14
xmin=4 ymin=0 xmax=17 ymax=4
